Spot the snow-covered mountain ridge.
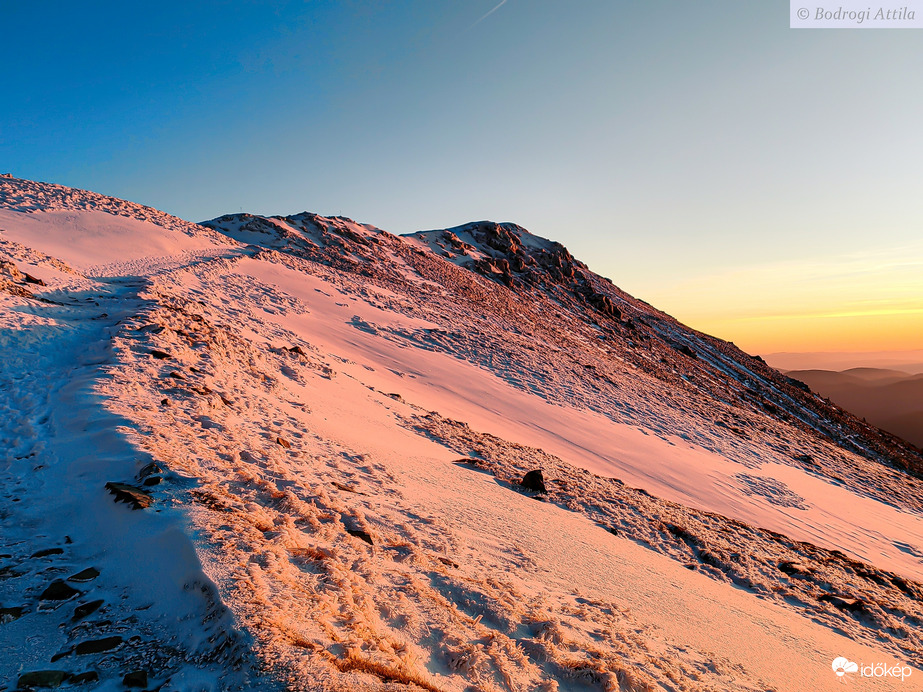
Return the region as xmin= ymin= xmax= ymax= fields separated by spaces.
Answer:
xmin=2 ymin=175 xmax=921 ymax=691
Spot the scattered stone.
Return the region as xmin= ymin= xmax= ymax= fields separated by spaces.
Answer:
xmin=16 ymin=670 xmax=68 ymax=688
xmin=778 ymin=561 xmax=811 ymax=576
xmin=0 ymin=605 xmax=24 ymax=623
xmin=74 ymin=635 xmax=123 ymax=655
xmin=819 ymin=594 xmax=864 ymax=612
xmin=0 ymin=564 xmax=23 ymax=580
xmin=68 ymin=567 xmax=100 ymax=583
xmin=105 ymin=482 xmax=153 ymax=509
xmin=585 ymin=292 xmax=622 ymax=320
xmin=276 ymin=436 xmax=291 ymax=449
xmin=519 ymin=469 xmax=547 ymax=493
xmin=167 ymin=371 xmax=184 ymax=379
xmin=39 ymin=580 xmax=80 ymax=601
xmin=69 ymin=671 xmax=99 ymax=684
xmin=0 ymin=260 xmax=24 ymax=281
xmin=31 ymin=547 xmax=64 ymax=558
xmin=49 ymin=649 xmax=71 ymax=663
xmin=346 ymin=528 xmax=374 ymax=545
xmin=138 ymin=462 xmax=163 ymax=478
xmin=123 ymin=670 xmax=148 ymax=687
xmin=149 ymin=349 xmax=172 ymax=359
xmin=73 ymin=599 xmax=104 ymax=620
xmin=676 ymin=343 xmax=697 ymax=359
xmin=160 ymin=397 xmax=170 ymax=406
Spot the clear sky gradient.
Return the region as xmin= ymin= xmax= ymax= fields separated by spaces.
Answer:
xmin=2 ymin=1 xmax=921 ymax=358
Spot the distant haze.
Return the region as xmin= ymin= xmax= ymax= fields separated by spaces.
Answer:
xmin=764 ymin=350 xmax=923 ymax=374
xmin=787 ymin=367 xmax=923 ymax=449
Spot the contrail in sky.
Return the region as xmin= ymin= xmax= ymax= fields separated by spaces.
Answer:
xmin=472 ymin=0 xmax=508 ymax=27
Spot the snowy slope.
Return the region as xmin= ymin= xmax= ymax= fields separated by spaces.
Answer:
xmin=2 ymin=176 xmax=922 ymax=691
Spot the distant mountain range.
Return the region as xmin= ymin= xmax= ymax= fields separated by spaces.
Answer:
xmin=787 ymin=368 xmax=923 ymax=449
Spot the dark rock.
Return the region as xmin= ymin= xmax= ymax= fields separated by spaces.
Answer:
xmin=786 ymin=376 xmax=811 ymax=392
xmin=73 ymin=599 xmax=104 ymax=620
xmin=167 ymin=371 xmax=185 ymax=379
xmin=69 ymin=671 xmax=99 ymax=684
xmin=123 ymin=670 xmax=148 ymax=687
xmin=778 ymin=561 xmax=811 ymax=576
xmin=68 ymin=567 xmax=100 ymax=583
xmin=49 ymin=650 xmax=71 ymax=663
xmin=819 ymin=594 xmax=864 ymax=612
xmin=0 ymin=605 xmax=24 ymax=623
xmin=16 ymin=670 xmax=68 ymax=688
xmin=23 ymin=272 xmax=46 ymax=286
xmin=39 ymin=580 xmax=80 ymax=601
xmin=288 ymin=345 xmax=307 ymax=356
xmin=346 ymin=528 xmax=374 ymax=545
xmin=276 ymin=437 xmax=291 ymax=449
xmin=0 ymin=564 xmax=24 ymax=579
xmin=74 ymin=635 xmax=123 ymax=655
xmin=105 ymin=482 xmax=152 ymax=509
xmin=31 ymin=547 xmax=64 ymax=558
xmin=585 ymin=292 xmax=622 ymax=320
xmin=519 ymin=469 xmax=547 ymax=493
xmin=142 ymin=476 xmax=162 ymax=486
xmin=138 ymin=462 xmax=163 ymax=478
xmin=149 ymin=349 xmax=172 ymax=359
xmin=676 ymin=343 xmax=697 ymax=359
xmin=160 ymin=398 xmax=170 ymax=406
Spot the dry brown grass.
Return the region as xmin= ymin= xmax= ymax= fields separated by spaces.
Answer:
xmin=330 ymin=651 xmax=444 ymax=692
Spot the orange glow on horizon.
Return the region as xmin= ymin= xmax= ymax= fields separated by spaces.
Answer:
xmin=636 ymin=242 xmax=923 ymax=356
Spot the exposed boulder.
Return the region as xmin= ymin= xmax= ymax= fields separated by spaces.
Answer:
xmin=585 ymin=292 xmax=622 ymax=320
xmin=67 ymin=567 xmax=99 ymax=583
xmin=74 ymin=635 xmax=123 ymax=655
xmin=520 ymin=469 xmax=547 ymax=493
xmin=31 ymin=547 xmax=64 ymax=558
xmin=346 ymin=528 xmax=374 ymax=545
xmin=104 ymin=482 xmax=153 ymax=509
xmin=17 ymin=670 xmax=68 ymax=688
xmin=123 ymin=670 xmax=148 ymax=688
xmin=819 ymin=594 xmax=864 ymax=612
xmin=39 ymin=580 xmax=79 ymax=601
xmin=72 ymin=599 xmax=104 ymax=620
xmin=0 ymin=606 xmax=24 ymax=623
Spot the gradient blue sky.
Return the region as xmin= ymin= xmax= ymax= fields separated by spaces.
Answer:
xmin=2 ymin=1 xmax=921 ymax=355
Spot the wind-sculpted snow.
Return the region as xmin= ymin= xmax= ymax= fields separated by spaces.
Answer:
xmin=2 ymin=175 xmax=922 ymax=690
xmin=403 ymin=412 xmax=923 ymax=665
